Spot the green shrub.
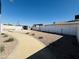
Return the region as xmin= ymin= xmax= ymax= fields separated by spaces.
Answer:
xmin=4 ymin=37 xmax=14 ymax=42
xmin=0 ymin=45 xmax=5 ymax=53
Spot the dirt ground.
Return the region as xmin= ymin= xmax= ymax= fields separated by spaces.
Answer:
xmin=0 ymin=33 xmax=17 ymax=59
xmin=4 ymin=31 xmax=45 ymax=59
xmin=18 ymin=30 xmax=63 ymax=46
xmin=0 ymin=30 xmax=62 ymax=59
xmin=27 ymin=35 xmax=78 ymax=59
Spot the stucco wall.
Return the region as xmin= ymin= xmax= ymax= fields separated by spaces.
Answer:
xmin=34 ymin=24 xmax=77 ymax=36
xmin=32 ymin=22 xmax=79 ymax=41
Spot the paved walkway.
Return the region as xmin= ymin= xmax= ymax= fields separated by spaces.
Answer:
xmin=5 ymin=31 xmax=46 ymax=59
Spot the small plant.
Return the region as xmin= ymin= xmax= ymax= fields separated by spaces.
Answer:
xmin=31 ymin=33 xmax=35 ymax=36
xmin=1 ymin=33 xmax=8 ymax=37
xmin=38 ymin=36 xmax=43 ymax=39
xmin=3 ymin=34 xmax=8 ymax=37
xmin=1 ymin=33 xmax=5 ymax=35
xmin=4 ymin=37 xmax=14 ymax=42
xmin=9 ymin=31 xmax=13 ymax=32
xmin=0 ymin=45 xmax=5 ymax=53
xmin=26 ymin=32 xmax=29 ymax=34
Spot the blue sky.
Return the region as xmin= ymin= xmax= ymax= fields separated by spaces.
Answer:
xmin=1 ymin=0 xmax=79 ymax=26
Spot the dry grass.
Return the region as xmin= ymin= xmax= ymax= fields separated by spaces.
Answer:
xmin=0 ymin=34 xmax=17 ymax=59
xmin=4 ymin=37 xmax=14 ymax=43
xmin=0 ymin=45 xmax=5 ymax=53
xmin=26 ymin=30 xmax=62 ymax=45
xmin=31 ymin=33 xmax=35 ymax=36
xmin=26 ymin=32 xmax=29 ymax=34
xmin=1 ymin=33 xmax=5 ymax=35
xmin=3 ymin=34 xmax=8 ymax=37
xmin=1 ymin=33 xmax=8 ymax=37
xmin=38 ymin=36 xmax=43 ymax=39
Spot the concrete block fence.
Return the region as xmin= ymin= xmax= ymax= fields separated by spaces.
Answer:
xmin=32 ymin=22 xmax=79 ymax=42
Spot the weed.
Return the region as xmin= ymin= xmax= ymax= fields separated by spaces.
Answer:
xmin=31 ymin=33 xmax=35 ymax=36
xmin=38 ymin=36 xmax=43 ymax=39
xmin=0 ymin=45 xmax=5 ymax=53
xmin=1 ymin=33 xmax=5 ymax=35
xmin=4 ymin=37 xmax=14 ymax=42
xmin=3 ymin=34 xmax=8 ymax=37
xmin=26 ymin=32 xmax=29 ymax=34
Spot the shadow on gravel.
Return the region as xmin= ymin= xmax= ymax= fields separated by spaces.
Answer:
xmin=27 ymin=35 xmax=79 ymax=59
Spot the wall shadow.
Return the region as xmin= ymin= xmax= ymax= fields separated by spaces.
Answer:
xmin=27 ymin=35 xmax=79 ymax=59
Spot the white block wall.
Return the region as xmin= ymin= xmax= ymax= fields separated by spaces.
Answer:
xmin=1 ymin=24 xmax=23 ymax=32
xmin=32 ymin=22 xmax=79 ymax=41
xmin=39 ymin=24 xmax=77 ymax=36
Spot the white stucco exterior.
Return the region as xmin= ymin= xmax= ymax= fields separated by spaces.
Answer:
xmin=32 ymin=22 xmax=79 ymax=42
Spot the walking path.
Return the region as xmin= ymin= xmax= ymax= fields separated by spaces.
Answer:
xmin=5 ymin=31 xmax=46 ymax=59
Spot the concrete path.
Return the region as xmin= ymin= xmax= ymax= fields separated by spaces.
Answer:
xmin=5 ymin=31 xmax=46 ymax=59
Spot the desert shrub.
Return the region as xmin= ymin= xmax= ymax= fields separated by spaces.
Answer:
xmin=4 ymin=37 xmax=14 ymax=42
xmin=26 ymin=32 xmax=29 ymax=34
xmin=9 ymin=30 xmax=13 ymax=32
xmin=0 ymin=45 xmax=5 ymax=53
xmin=38 ymin=36 xmax=43 ymax=39
xmin=3 ymin=34 xmax=8 ymax=37
xmin=1 ymin=33 xmax=5 ymax=35
xmin=1 ymin=33 xmax=8 ymax=37
xmin=31 ymin=33 xmax=35 ymax=36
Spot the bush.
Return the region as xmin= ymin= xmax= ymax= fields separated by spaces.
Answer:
xmin=3 ymin=34 xmax=8 ymax=37
xmin=1 ymin=33 xmax=8 ymax=37
xmin=4 ymin=37 xmax=14 ymax=42
xmin=1 ymin=33 xmax=5 ymax=35
xmin=26 ymin=32 xmax=29 ymax=34
xmin=31 ymin=33 xmax=35 ymax=36
xmin=38 ymin=36 xmax=43 ymax=39
xmin=0 ymin=45 xmax=5 ymax=53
